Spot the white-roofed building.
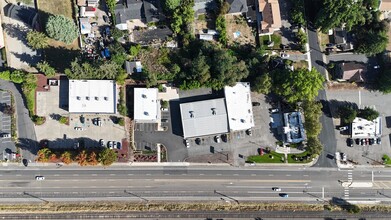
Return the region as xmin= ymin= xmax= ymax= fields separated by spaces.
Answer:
xmin=224 ymin=82 xmax=254 ymax=131
xmin=68 ymin=80 xmax=117 ymax=114
xmin=180 ymin=98 xmax=229 ymax=138
xmin=351 ymin=117 xmax=382 ymax=138
xmin=134 ymin=88 xmax=160 ymax=123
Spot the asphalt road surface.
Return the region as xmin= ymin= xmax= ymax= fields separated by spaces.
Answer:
xmin=0 ymin=166 xmax=390 ymax=203
xmin=307 ymin=28 xmax=337 ymax=168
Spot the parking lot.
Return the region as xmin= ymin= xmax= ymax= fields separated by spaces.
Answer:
xmin=0 ymin=91 xmax=16 ymax=161
xmin=327 ymin=89 xmax=391 ymax=165
xmin=35 ymin=81 xmax=126 ymax=149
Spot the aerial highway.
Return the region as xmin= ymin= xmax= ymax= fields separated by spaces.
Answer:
xmin=0 ymin=165 xmax=390 ymax=203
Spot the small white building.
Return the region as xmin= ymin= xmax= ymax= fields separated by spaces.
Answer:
xmin=351 ymin=117 xmax=382 ymax=139
xmin=224 ymin=82 xmax=254 ymax=131
xmin=79 ymin=6 xmax=96 ymax=17
xmin=68 ymin=80 xmax=117 ymax=114
xmin=79 ymin=17 xmax=92 ymax=34
xmin=134 ymin=88 xmax=160 ymax=123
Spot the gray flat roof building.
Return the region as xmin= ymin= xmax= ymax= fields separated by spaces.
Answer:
xmin=180 ymin=98 xmax=229 ymax=138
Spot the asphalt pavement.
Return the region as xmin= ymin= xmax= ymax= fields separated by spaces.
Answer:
xmin=307 ymin=28 xmax=338 ymax=168
xmin=0 ymin=165 xmax=389 ymax=204
xmin=0 ymin=79 xmax=37 ymax=161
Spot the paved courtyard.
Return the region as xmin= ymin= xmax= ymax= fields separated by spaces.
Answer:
xmin=326 ymin=88 xmax=391 ymax=165
xmin=35 ymin=83 xmax=126 ymax=149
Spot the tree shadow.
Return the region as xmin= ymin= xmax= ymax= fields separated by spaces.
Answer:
xmin=2 ymin=23 xmax=29 ymax=43
xmin=331 ymin=197 xmax=361 ymax=213
xmin=11 ymin=52 xmax=41 ymax=66
xmin=319 ymin=99 xmax=358 ymax=119
xmin=43 ymin=46 xmax=79 ymax=73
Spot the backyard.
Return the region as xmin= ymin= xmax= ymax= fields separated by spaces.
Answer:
xmin=37 ymin=0 xmax=79 ymax=71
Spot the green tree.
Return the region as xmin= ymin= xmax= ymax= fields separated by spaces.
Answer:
xmin=358 ymin=107 xmax=379 ymax=121
xmin=171 ymin=8 xmax=183 ymax=35
xmin=37 ymin=61 xmax=56 ymax=77
xmin=252 ymin=73 xmax=272 ymax=94
xmin=97 ymin=61 xmax=120 ymax=79
xmin=59 ymin=116 xmax=68 ymax=124
xmin=291 ymin=0 xmax=306 ymax=26
xmin=355 ymin=29 xmax=388 ymax=56
xmin=0 ymin=70 xmax=10 ymax=81
xmin=306 ymin=137 xmax=323 ymax=156
xmin=129 ymin=44 xmax=141 ymax=58
xmin=98 ymin=148 xmax=117 ymax=166
xmin=10 ymin=70 xmax=25 ymax=84
xmin=46 ymin=15 xmax=78 ymax=44
xmin=164 ymin=0 xmax=181 ymax=11
xmin=315 ymin=0 xmax=366 ymax=32
xmin=338 ymin=106 xmax=357 ymax=124
xmin=189 ymin=52 xmax=210 ymax=84
xmin=302 ymin=100 xmax=323 ymax=138
xmin=216 ymin=15 xmax=227 ymax=44
xmin=26 ymin=31 xmax=49 ymax=49
xmin=378 ymin=69 xmax=391 ymax=93
xmin=296 ymin=29 xmax=307 ymax=52
xmin=272 ymin=68 xmax=324 ymax=104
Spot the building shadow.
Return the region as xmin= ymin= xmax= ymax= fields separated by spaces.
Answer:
xmin=58 ymin=76 xmax=69 ymax=111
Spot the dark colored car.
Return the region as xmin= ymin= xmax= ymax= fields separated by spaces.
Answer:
xmin=347 ymin=138 xmax=353 ymax=147
xmin=355 ymin=139 xmax=360 ymax=145
xmin=103 ymin=15 xmax=109 ymax=23
xmin=161 ymin=118 xmax=169 ymax=123
xmin=252 ymin=102 xmax=260 ymax=106
xmin=369 ymin=138 xmax=375 ymax=145
xmin=22 ymin=159 xmax=28 ymax=167
xmin=377 ymin=138 xmax=382 ymax=145
xmin=326 ymin=43 xmax=335 ymax=47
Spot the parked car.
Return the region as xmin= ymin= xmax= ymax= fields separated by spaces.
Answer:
xmin=161 ymin=119 xmax=169 ymax=123
xmin=270 ymin=108 xmax=279 ymax=113
xmin=22 ymin=159 xmax=28 ymax=167
xmin=246 ymin=129 xmax=253 ymax=136
xmin=99 ymin=139 xmax=105 ymax=147
xmin=90 ymin=22 xmax=97 ymax=27
xmin=326 ymin=43 xmax=335 ymax=47
xmin=361 ymin=139 xmax=366 ymax=146
xmin=94 ymin=118 xmax=102 ymax=126
xmin=339 ymin=126 xmax=348 ymax=131
xmin=374 ymin=65 xmax=380 ymax=69
xmin=347 ymin=138 xmax=353 ymax=147
xmin=80 ymin=115 xmax=85 ymax=124
xmin=221 ymin=134 xmax=228 ymax=142
xmin=252 ymin=102 xmax=260 ymax=106
xmin=195 ymin=138 xmax=201 ymax=145
xmin=35 ymin=176 xmax=45 ymax=181
xmin=107 ymin=141 xmax=113 ymax=149
xmin=215 ymin=135 xmax=221 ymax=143
xmin=117 ymin=142 xmax=121 ymax=149
xmin=280 ymin=53 xmax=289 ymax=58
xmin=0 ymin=133 xmax=11 ymax=138
xmin=355 ymin=139 xmax=360 ymax=145
xmin=74 ymin=127 xmax=84 ymax=131
xmin=369 ymin=138 xmax=375 ymax=145
xmin=377 ymin=137 xmax=382 ymax=145
xmin=103 ymin=15 xmax=110 ymax=23
xmin=272 ymin=187 xmax=281 ymax=191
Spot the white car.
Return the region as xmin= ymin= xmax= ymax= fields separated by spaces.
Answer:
xmin=272 ymin=187 xmax=281 ymax=191
xmin=74 ymin=127 xmax=84 ymax=131
xmin=339 ymin=126 xmax=348 ymax=131
xmin=215 ymin=135 xmax=221 ymax=143
xmin=280 ymin=53 xmax=289 ymax=58
xmin=185 ymin=139 xmax=190 ymax=148
xmin=374 ymin=65 xmax=380 ymax=69
xmin=35 ymin=176 xmax=45 ymax=181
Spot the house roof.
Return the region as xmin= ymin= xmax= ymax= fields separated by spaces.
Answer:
xmin=68 ymin=80 xmax=117 ymax=114
xmin=180 ymin=98 xmax=229 ymax=138
xmin=115 ymin=0 xmax=143 ymax=24
xmin=351 ymin=117 xmax=382 ymax=138
xmin=144 ymin=0 xmax=160 ymax=23
xmin=333 ymin=27 xmax=347 ymax=44
xmin=339 ymin=62 xmax=366 ymax=82
xmin=258 ymin=0 xmax=281 ymax=34
xmin=79 ymin=17 xmax=92 ymax=34
xmin=380 ymin=0 xmax=391 ymax=11
xmin=134 ymin=88 xmax=159 ymax=123
xmin=193 ymin=0 xmax=217 ymax=15
xmin=125 ymin=61 xmax=142 ymax=74
xmin=283 ymin=112 xmax=306 ymax=143
xmin=224 ymin=82 xmax=254 ymax=131
xmin=227 ymin=0 xmax=248 ymax=14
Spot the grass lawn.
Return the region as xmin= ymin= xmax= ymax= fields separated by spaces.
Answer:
xmin=38 ymin=0 xmax=73 ymax=18
xmin=260 ymin=34 xmax=282 ymax=50
xmin=247 ymin=151 xmax=285 ymax=163
xmin=287 ymin=151 xmax=313 ymax=163
xmin=293 ymin=60 xmax=308 ymax=70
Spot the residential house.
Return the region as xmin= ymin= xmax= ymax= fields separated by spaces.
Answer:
xmin=79 ymin=6 xmax=96 ymax=17
xmin=115 ymin=0 xmax=163 ymax=31
xmin=332 ymin=27 xmax=354 ymax=51
xmin=227 ymin=0 xmax=248 ymax=15
xmin=79 ymin=17 xmax=92 ymax=34
xmin=257 ymin=0 xmax=282 ymax=35
xmin=336 ymin=62 xmax=367 ymax=83
xmin=193 ymin=0 xmax=217 ymax=16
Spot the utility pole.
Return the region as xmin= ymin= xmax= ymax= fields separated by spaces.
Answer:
xmin=322 ymin=187 xmax=324 ymax=200
xmin=372 ymin=171 xmax=374 ymax=183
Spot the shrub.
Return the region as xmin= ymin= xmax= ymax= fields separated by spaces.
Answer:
xmin=46 ymin=15 xmax=78 ymax=44
xmin=0 ymin=70 xmax=10 ymax=81
xmin=2 ymin=104 xmax=14 ymax=115
xmin=59 ymin=116 xmax=68 ymax=124
xmin=98 ymin=148 xmax=117 ymax=166
xmin=32 ymin=115 xmax=45 ymax=125
xmin=27 ymin=31 xmax=49 ymax=49
xmin=118 ymin=118 xmax=125 ymax=126
xmin=60 ymin=151 xmax=73 ymax=164
xmin=37 ymin=61 xmax=56 ymax=77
